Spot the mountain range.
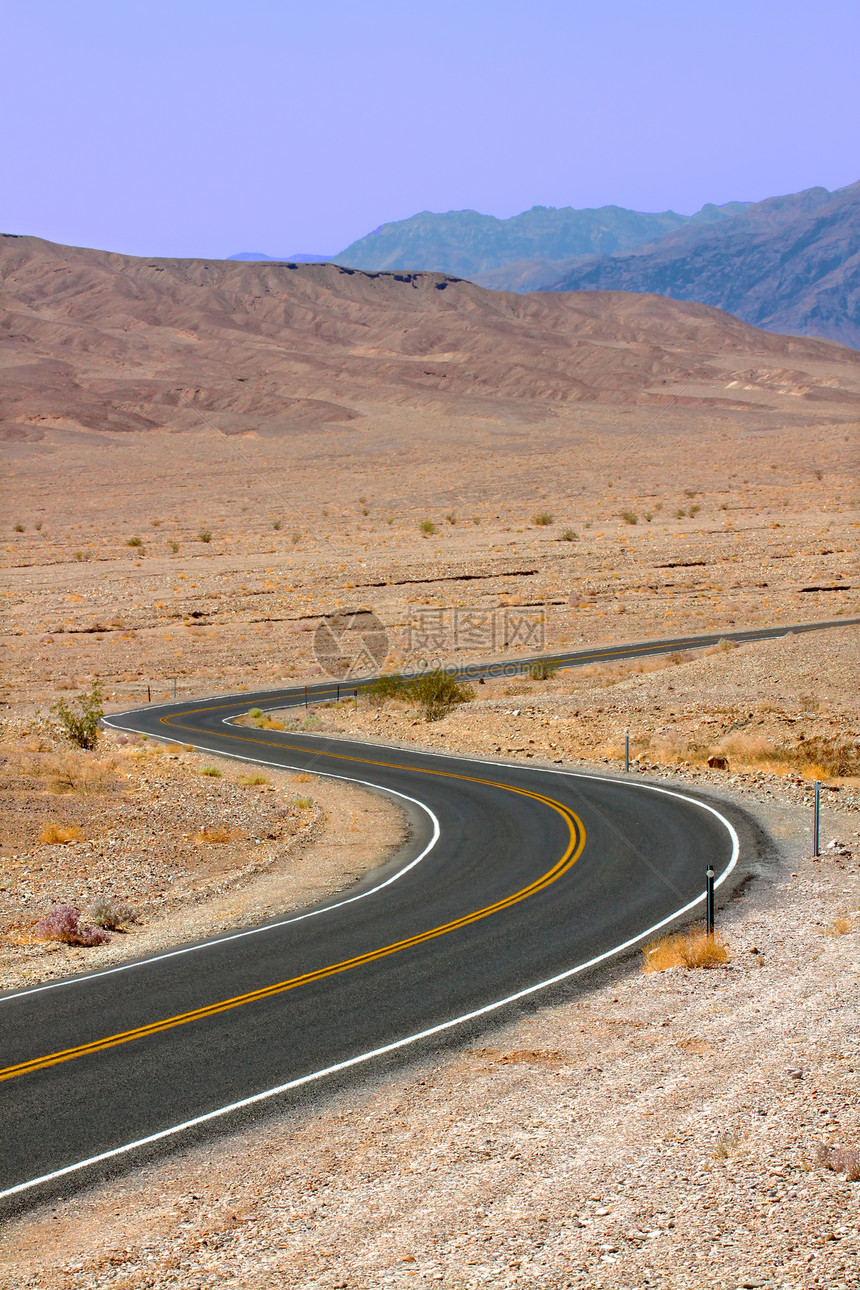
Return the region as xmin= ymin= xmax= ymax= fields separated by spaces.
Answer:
xmin=260 ymin=182 xmax=855 ymax=347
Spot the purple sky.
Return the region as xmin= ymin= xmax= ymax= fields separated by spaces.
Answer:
xmin=3 ymin=0 xmax=858 ymax=259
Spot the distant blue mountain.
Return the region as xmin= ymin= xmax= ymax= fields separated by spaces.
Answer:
xmin=227 ymin=251 xmax=332 ymax=262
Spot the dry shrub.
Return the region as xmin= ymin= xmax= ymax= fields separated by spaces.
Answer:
xmin=292 ymin=773 xmax=312 ymax=783
xmin=713 ymin=1134 xmax=739 ymax=1160
xmin=716 ymin=733 xmax=860 ymax=778
xmin=89 ymin=898 xmax=136 ymax=930
xmin=39 ymin=750 xmax=118 ymax=796
xmin=251 ymin=715 xmax=285 ymax=730
xmin=38 ymin=822 xmax=83 ymax=845
xmin=825 ymin=916 xmax=851 ymax=936
xmin=816 ymin=1142 xmax=860 ymax=1182
xmin=195 ymin=825 xmax=234 ymax=844
xmin=643 ymin=926 xmax=730 ymax=972
xmin=238 ymin=773 xmax=268 ymax=786
xmin=34 ymin=904 xmax=109 ymax=947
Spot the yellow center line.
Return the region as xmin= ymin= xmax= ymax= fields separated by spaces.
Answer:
xmin=0 ymin=728 xmax=585 ymax=1084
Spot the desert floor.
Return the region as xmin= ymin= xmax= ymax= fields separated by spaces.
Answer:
xmin=1 ymin=371 xmax=858 ymax=1286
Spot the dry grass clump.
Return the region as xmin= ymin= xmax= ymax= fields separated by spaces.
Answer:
xmin=26 ymin=748 xmax=119 ymax=796
xmin=195 ymin=825 xmax=235 ymax=844
xmin=643 ymin=926 xmax=730 ymax=972
xmin=38 ymin=822 xmax=83 ymax=845
xmin=89 ymin=898 xmax=137 ymax=930
xmin=816 ymin=1142 xmax=860 ymax=1182
xmin=247 ymin=713 xmax=285 ymax=730
xmin=824 ymin=916 xmax=851 ymax=936
xmin=237 ymin=773 xmax=268 ymax=786
xmin=712 ymin=733 xmax=859 ymax=779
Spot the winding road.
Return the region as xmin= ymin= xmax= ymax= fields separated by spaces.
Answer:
xmin=0 ymin=619 xmax=853 ymax=1206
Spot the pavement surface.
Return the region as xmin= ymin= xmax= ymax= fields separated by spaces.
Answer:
xmin=2 ymin=620 xmax=852 ymax=1206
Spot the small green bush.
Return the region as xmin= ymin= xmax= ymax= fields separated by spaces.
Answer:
xmin=405 ymin=669 xmax=474 ymax=722
xmin=560 ymin=529 xmax=577 ymax=542
xmin=51 ymin=680 xmax=104 ymax=750
xmin=533 ymin=511 xmax=554 ymax=526
xmin=199 ymin=530 xmax=213 ymax=543
xmin=366 ymin=674 xmax=406 ymax=708
xmin=200 ymin=766 xmax=222 ymax=777
xmin=248 ymin=707 xmax=263 ymax=718
xmin=170 ymin=540 xmax=180 ymax=552
xmin=13 ymin=522 xmax=24 ymax=532
xmin=528 ymin=661 xmax=558 ymax=681
xmin=126 ymin=536 xmax=143 ymax=547
xmin=620 ymin=510 xmax=638 ymax=525
xmin=273 ymin=520 xmax=282 ymax=530
xmin=420 ymin=519 xmax=437 ymax=535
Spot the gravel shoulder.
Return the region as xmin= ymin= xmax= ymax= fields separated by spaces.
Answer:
xmin=1 ymin=776 xmax=857 ymax=1290
xmin=0 ymin=724 xmax=408 ymax=994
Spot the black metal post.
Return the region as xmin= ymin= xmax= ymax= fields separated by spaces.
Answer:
xmin=304 ymin=686 xmax=308 ymax=710
xmin=625 ymin=729 xmax=630 ymax=773
xmin=706 ymin=865 xmax=715 ymax=935
xmin=354 ymin=688 xmax=358 ymax=712
xmin=147 ymin=684 xmax=151 ymax=703
xmin=337 ymin=683 xmax=340 ymax=702
xmin=813 ymin=781 xmax=821 ymax=857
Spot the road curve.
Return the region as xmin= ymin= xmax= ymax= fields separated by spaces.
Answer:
xmin=0 ymin=620 xmax=851 ymax=1204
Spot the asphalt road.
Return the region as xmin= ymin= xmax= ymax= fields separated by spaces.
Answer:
xmin=1 ymin=619 xmax=853 ymax=1205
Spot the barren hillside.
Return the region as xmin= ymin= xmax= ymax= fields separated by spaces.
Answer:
xmin=2 ymin=234 xmax=860 ymax=444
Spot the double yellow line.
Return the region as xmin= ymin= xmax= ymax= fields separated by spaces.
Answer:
xmin=0 ymin=729 xmax=585 ymax=1085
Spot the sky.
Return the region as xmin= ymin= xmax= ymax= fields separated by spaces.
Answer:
xmin=2 ymin=0 xmax=858 ymax=259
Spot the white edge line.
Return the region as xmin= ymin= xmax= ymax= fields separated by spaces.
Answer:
xmin=1 ymin=813 xmax=737 ymax=1202
xmin=0 ymin=703 xmax=740 ymax=1201
xmin=0 ymin=732 xmax=440 ymax=1004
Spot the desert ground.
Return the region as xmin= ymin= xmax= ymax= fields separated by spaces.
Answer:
xmin=1 ymin=244 xmax=858 ymax=1285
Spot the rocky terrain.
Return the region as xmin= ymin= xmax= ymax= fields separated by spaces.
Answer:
xmin=1 ymin=246 xmax=857 ymax=1285
xmin=0 ymin=722 xmax=406 ymax=993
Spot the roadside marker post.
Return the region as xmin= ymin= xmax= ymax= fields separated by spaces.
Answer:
xmin=337 ymin=683 xmax=340 ymax=702
xmin=354 ymin=688 xmax=358 ymax=713
xmin=304 ymin=686 xmax=308 ymax=710
xmin=625 ymin=730 xmax=630 ymax=773
xmin=813 ymin=781 xmax=821 ymax=857
xmin=147 ymin=684 xmax=151 ymax=703
xmin=706 ymin=865 xmax=715 ymax=935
